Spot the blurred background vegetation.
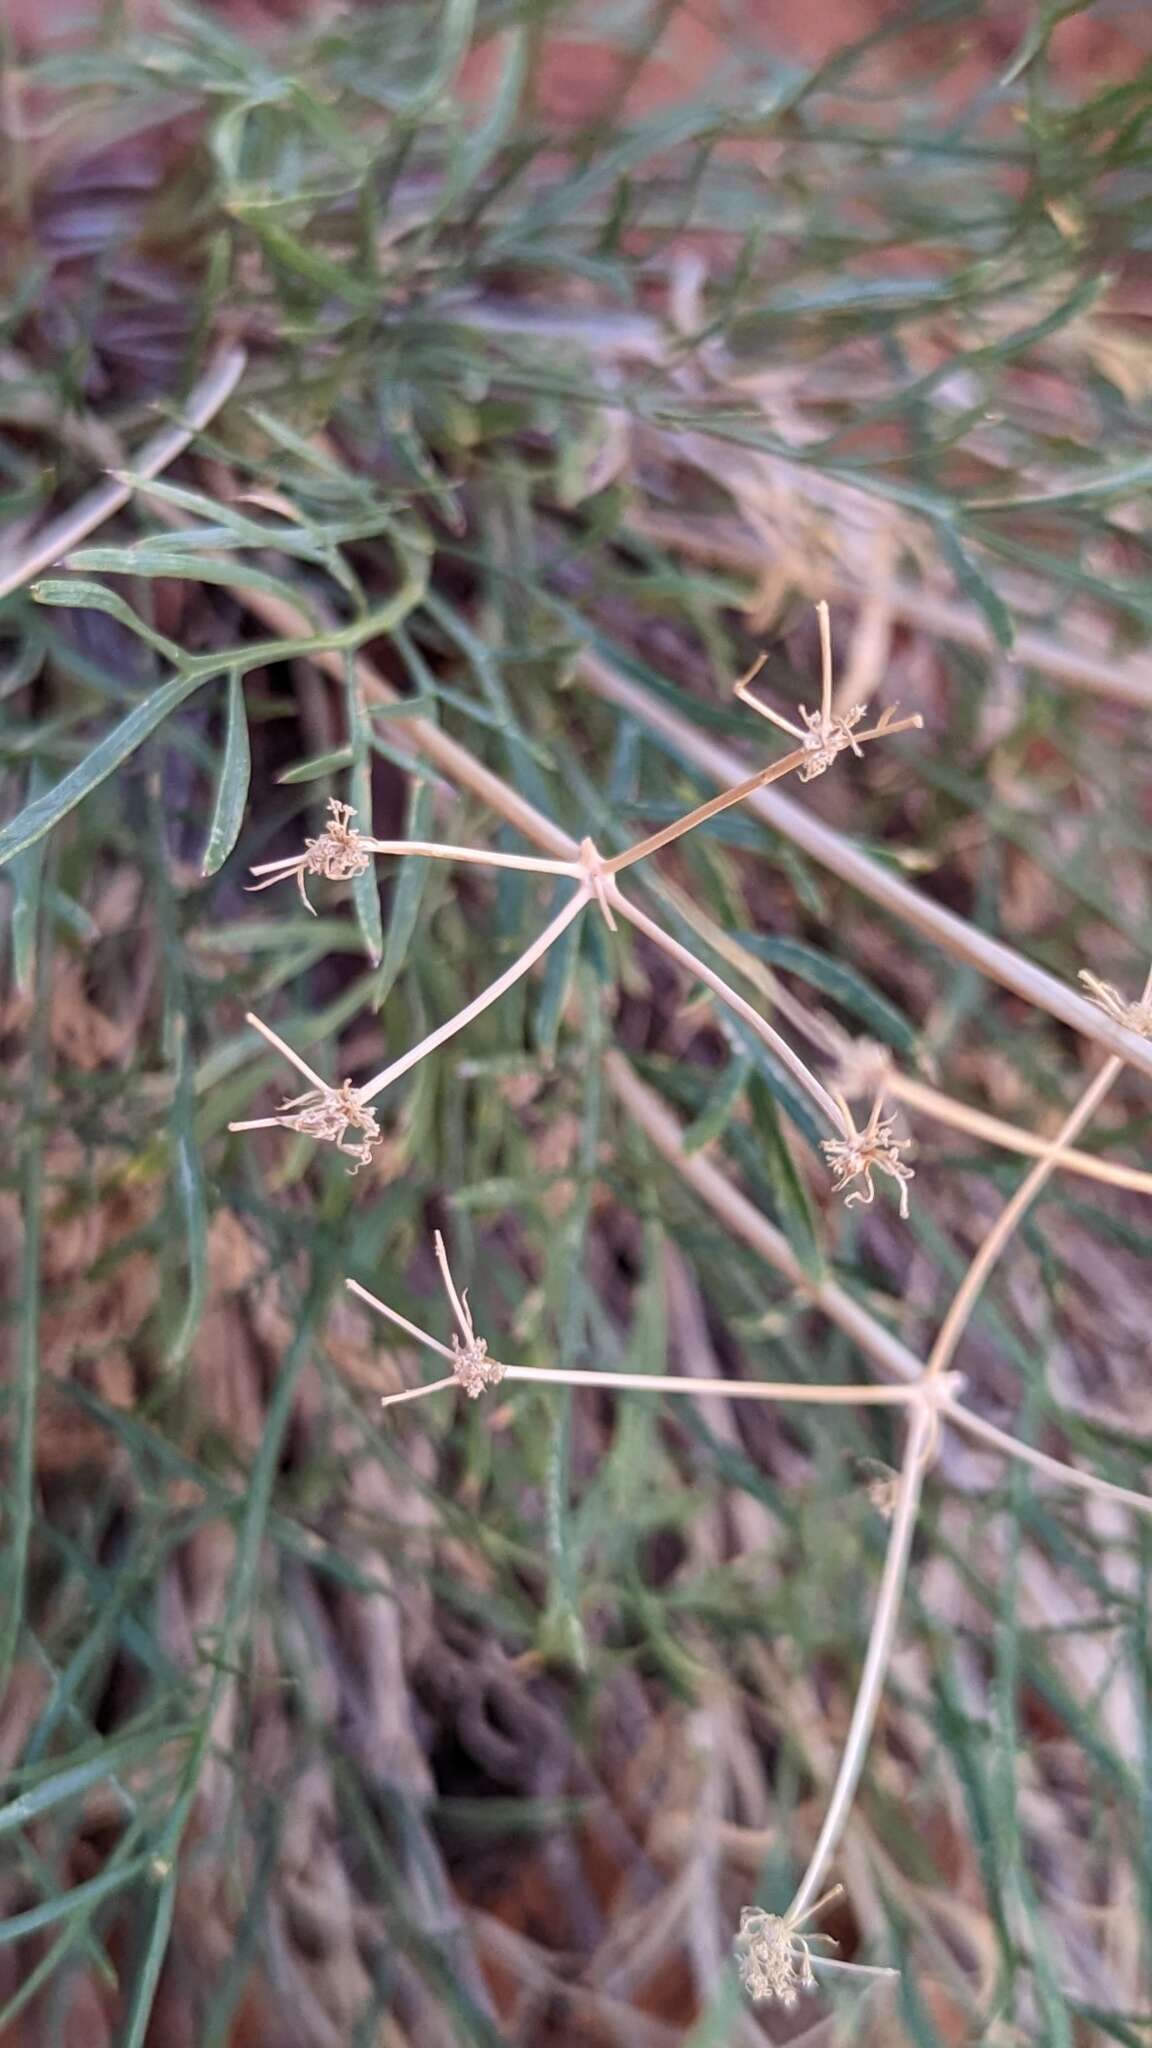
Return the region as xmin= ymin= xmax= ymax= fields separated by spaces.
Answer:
xmin=2 ymin=1 xmax=1152 ymax=2041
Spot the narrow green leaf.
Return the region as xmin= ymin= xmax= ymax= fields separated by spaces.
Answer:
xmin=747 ymin=1076 xmax=824 ymax=1280
xmin=277 ymin=746 xmax=354 ymax=785
xmin=201 ymin=670 xmax=251 ymax=877
xmin=345 ymin=653 xmax=384 ymax=967
xmin=31 ymin=579 xmax=184 ymax=662
xmin=373 ymin=776 xmax=435 ymax=1004
xmin=683 ymin=1052 xmax=751 ymax=1154
xmin=7 ymin=764 xmax=47 ymax=992
xmin=532 ymin=881 xmax=582 ymax=1060
xmin=66 ymin=546 xmax=323 ymax=622
xmin=0 ymin=668 xmax=204 ymax=869
xmin=737 ymin=933 xmax=918 ymax=1056
xmin=935 ymin=523 xmax=1015 ymax=651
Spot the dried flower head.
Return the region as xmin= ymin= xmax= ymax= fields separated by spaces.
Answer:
xmin=1078 ymin=970 xmax=1152 ymax=1039
xmin=735 ymin=601 xmax=921 ymax=782
xmin=435 ymin=1231 xmax=507 ymax=1398
xmin=228 ymin=1013 xmax=381 ymax=1171
xmin=247 ymin=798 xmax=371 ymax=912
xmin=262 ymin=1080 xmax=380 ymax=1171
xmin=823 ymin=1092 xmax=914 ymax=1219
xmin=450 ymin=1329 xmax=506 ymax=1399
xmin=734 ymin=1891 xmax=841 ymax=2007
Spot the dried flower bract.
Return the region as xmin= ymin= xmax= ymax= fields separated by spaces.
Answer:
xmin=265 ymin=1080 xmax=380 ymax=1171
xmin=734 ymin=1893 xmax=840 ymax=2007
xmin=247 ymin=797 xmax=371 ymax=911
xmin=823 ymin=1092 xmax=914 ymax=1218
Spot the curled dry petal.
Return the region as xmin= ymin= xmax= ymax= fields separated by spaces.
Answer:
xmin=822 ymin=1093 xmax=914 ymax=1219
xmin=247 ymin=798 xmax=371 ymax=911
xmin=269 ymin=1080 xmax=380 ymax=1171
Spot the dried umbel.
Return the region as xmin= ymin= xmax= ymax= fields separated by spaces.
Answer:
xmin=822 ymin=1092 xmax=914 ymax=1219
xmin=437 ymin=1234 xmax=507 ymax=1398
xmin=450 ymin=1331 xmax=505 ymax=1399
xmin=734 ymin=600 xmax=921 ymax=782
xmin=227 ymin=1015 xmax=381 ymax=1172
xmin=1079 ymin=969 xmax=1152 ymax=1039
xmin=267 ymin=1081 xmax=380 ymax=1171
xmin=247 ymin=797 xmax=371 ymax=911
xmin=734 ymin=1891 xmax=841 ymax=2007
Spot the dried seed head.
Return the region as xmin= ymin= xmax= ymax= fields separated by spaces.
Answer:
xmin=450 ymin=1331 xmax=506 ymax=1399
xmin=823 ymin=1093 xmax=914 ymax=1219
xmin=866 ymin=1469 xmax=901 ymax=1520
xmin=734 ymin=1908 xmax=818 ymax=2007
xmin=247 ymin=798 xmax=372 ymax=911
xmin=734 ymin=602 xmax=922 ymax=783
xmin=1078 ymin=970 xmax=1152 ymax=1039
xmin=796 ymin=700 xmax=869 ymax=779
xmin=268 ymin=1079 xmax=380 ymax=1171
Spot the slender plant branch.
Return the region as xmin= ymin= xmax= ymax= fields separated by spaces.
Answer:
xmin=576 ymin=647 xmax=1152 ymax=1082
xmin=605 ymin=1051 xmax=1152 ymax=1520
xmin=785 ymin=1399 xmax=933 ymax=1926
xmin=359 ymin=884 xmax=591 ymax=1105
xmin=921 ymin=972 xmax=1151 ymax=1385
xmin=606 ymin=887 xmax=848 ymax=1133
xmin=348 ymin=1272 xmax=958 ymax=1413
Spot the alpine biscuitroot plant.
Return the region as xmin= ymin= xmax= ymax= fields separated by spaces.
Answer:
xmin=6 ymin=4 xmax=1152 ymax=2039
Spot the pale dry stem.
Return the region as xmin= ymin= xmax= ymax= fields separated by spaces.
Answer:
xmin=922 ymin=967 xmax=1152 ymax=1387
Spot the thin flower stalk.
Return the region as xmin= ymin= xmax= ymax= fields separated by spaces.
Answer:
xmin=608 ymin=889 xmax=851 ymax=1138
xmin=921 ymin=970 xmax=1151 ymax=1387
xmin=346 ymin=1268 xmax=964 ymax=1415
xmin=605 ymin=607 xmax=920 ymax=882
xmin=229 ymin=886 xmax=592 ymax=1165
xmin=578 ymin=644 xmax=1152 ymax=1085
xmin=783 ymin=1398 xmax=933 ymax=1930
xmin=888 ymin=1070 xmax=1152 ymax=1200
xmin=357 ymin=883 xmax=591 ymax=1107
xmin=249 ymin=811 xmax=582 ymax=909
xmin=608 ymin=1051 xmax=1152 ymax=1520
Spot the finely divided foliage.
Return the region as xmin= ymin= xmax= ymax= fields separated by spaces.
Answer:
xmin=3 ymin=1 xmax=1152 ymax=2041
